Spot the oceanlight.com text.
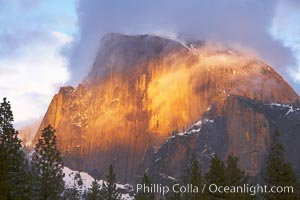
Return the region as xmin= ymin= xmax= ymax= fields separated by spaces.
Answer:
xmin=208 ymin=184 xmax=294 ymax=196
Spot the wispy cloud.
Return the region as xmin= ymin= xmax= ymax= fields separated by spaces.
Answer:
xmin=270 ymin=0 xmax=300 ymax=83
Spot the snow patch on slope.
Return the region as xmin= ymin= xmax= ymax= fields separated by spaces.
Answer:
xmin=268 ymin=103 xmax=300 ymax=115
xmin=63 ymin=167 xmax=134 ymax=200
xmin=178 ymin=119 xmax=214 ymax=136
xmin=155 ymin=118 xmax=214 ymax=154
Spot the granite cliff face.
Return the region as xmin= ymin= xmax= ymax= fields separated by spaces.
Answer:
xmin=224 ymin=96 xmax=270 ymax=175
xmin=149 ymin=96 xmax=300 ymax=183
xmin=34 ymin=33 xmax=299 ymax=183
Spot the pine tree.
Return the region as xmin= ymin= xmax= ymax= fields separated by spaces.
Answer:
xmin=0 ymin=143 xmax=9 ymax=200
xmin=205 ymin=156 xmax=227 ymax=199
xmin=167 ymin=184 xmax=182 ymax=200
xmin=225 ymin=154 xmax=246 ymax=185
xmin=102 ymin=164 xmax=120 ymax=200
xmin=0 ymin=98 xmax=32 ymax=200
xmin=135 ymin=173 xmax=155 ymax=200
xmin=32 ymin=125 xmax=64 ymax=200
xmin=205 ymin=154 xmax=254 ymax=199
xmin=225 ymin=154 xmax=254 ymax=199
xmin=87 ymin=178 xmax=103 ymax=200
xmin=263 ymin=130 xmax=300 ymax=199
xmin=182 ymin=154 xmax=205 ymax=200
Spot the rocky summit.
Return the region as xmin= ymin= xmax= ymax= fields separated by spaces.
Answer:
xmin=34 ymin=33 xmax=299 ymax=183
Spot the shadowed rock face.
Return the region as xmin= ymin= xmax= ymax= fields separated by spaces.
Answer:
xmin=149 ymin=96 xmax=300 ymax=184
xmin=224 ymin=96 xmax=270 ymax=175
xmin=34 ymin=33 xmax=298 ymax=183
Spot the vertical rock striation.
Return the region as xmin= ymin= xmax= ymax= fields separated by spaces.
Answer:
xmin=34 ymin=34 xmax=298 ymax=183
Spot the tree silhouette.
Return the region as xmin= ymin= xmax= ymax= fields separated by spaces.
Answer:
xmin=102 ymin=164 xmax=120 ymax=200
xmin=135 ymin=173 xmax=155 ymax=200
xmin=87 ymin=178 xmax=103 ymax=200
xmin=182 ymin=154 xmax=205 ymax=200
xmin=32 ymin=125 xmax=64 ymax=200
xmin=0 ymin=98 xmax=31 ymax=200
xmin=263 ymin=130 xmax=300 ymax=199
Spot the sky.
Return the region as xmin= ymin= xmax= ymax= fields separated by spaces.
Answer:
xmin=0 ymin=0 xmax=76 ymax=125
xmin=0 ymin=0 xmax=300 ymax=126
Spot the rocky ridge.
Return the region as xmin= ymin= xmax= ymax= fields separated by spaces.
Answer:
xmin=34 ymin=33 xmax=299 ymax=183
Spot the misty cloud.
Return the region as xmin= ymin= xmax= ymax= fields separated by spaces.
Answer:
xmin=270 ymin=0 xmax=300 ymax=83
xmin=70 ymin=0 xmax=299 ymax=93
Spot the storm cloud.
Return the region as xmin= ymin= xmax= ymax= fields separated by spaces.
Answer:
xmin=70 ymin=0 xmax=300 ymax=93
